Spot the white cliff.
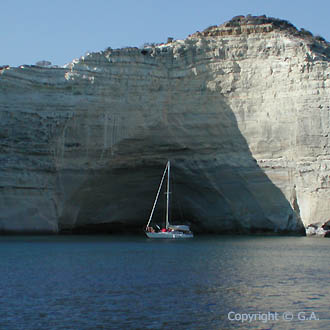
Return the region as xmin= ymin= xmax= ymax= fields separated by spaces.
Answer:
xmin=0 ymin=15 xmax=329 ymax=234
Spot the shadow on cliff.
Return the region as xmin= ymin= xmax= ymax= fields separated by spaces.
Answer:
xmin=57 ymin=69 xmax=305 ymax=236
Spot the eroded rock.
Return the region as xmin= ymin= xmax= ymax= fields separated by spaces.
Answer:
xmin=0 ymin=16 xmax=329 ymax=234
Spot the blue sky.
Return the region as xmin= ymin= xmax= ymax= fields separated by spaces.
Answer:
xmin=2 ymin=0 xmax=329 ymax=67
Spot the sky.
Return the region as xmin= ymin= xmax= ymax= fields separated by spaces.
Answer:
xmin=1 ymin=0 xmax=329 ymax=67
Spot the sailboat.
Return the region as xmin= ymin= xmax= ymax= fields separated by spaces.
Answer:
xmin=145 ymin=160 xmax=194 ymax=239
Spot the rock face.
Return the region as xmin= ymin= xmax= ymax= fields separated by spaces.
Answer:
xmin=0 ymin=15 xmax=329 ymax=234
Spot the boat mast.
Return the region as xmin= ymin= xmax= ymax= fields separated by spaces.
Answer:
xmin=166 ymin=160 xmax=170 ymax=229
xmin=145 ymin=162 xmax=168 ymax=230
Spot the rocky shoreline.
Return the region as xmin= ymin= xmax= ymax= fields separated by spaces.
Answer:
xmin=306 ymin=221 xmax=330 ymax=237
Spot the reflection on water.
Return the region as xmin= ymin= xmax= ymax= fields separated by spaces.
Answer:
xmin=0 ymin=235 xmax=329 ymax=329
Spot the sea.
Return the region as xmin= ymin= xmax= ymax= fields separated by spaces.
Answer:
xmin=0 ymin=235 xmax=329 ymax=330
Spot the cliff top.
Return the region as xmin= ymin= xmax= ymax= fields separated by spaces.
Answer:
xmin=134 ymin=15 xmax=329 ymax=63
xmin=1 ymin=15 xmax=329 ymax=71
xmin=190 ymin=15 xmax=328 ymax=45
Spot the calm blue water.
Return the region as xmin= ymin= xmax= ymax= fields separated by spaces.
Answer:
xmin=0 ymin=235 xmax=329 ymax=329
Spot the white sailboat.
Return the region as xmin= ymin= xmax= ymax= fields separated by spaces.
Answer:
xmin=145 ymin=160 xmax=194 ymax=239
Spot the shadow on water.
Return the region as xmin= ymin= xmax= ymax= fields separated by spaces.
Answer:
xmin=57 ymin=54 xmax=305 ymax=236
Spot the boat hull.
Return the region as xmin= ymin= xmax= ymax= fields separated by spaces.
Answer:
xmin=145 ymin=231 xmax=193 ymax=239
